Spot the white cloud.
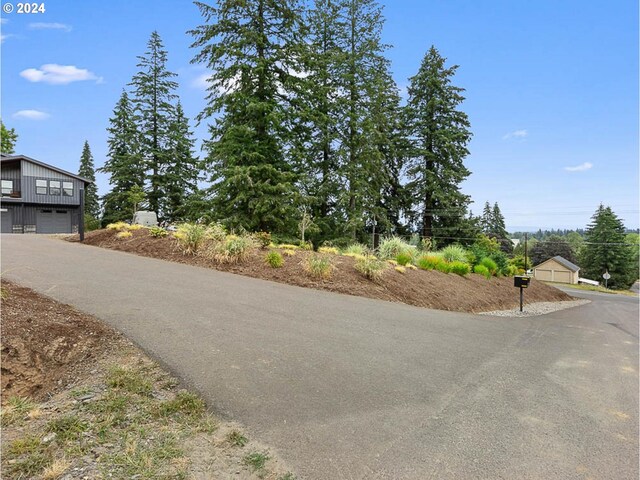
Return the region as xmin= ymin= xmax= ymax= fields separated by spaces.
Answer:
xmin=20 ymin=64 xmax=102 ymax=85
xmin=564 ymin=162 xmax=593 ymax=172
xmin=0 ymin=34 xmax=12 ymax=43
xmin=191 ymin=72 xmax=213 ymax=90
xmin=502 ymin=129 xmax=528 ymax=140
xmin=503 ymin=129 xmax=528 ymax=140
xmin=29 ymin=22 xmax=72 ymax=32
xmin=1 ymin=18 xmax=8 ymax=24
xmin=13 ymin=109 xmax=50 ymax=120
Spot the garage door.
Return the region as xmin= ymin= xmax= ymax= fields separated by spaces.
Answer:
xmin=535 ymin=269 xmax=553 ymax=281
xmin=554 ymin=270 xmax=572 ymax=283
xmin=36 ymin=209 xmax=71 ymax=234
xmin=1 ymin=209 xmax=11 ymax=233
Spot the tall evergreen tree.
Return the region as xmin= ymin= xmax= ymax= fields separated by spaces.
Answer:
xmin=334 ymin=0 xmax=392 ymax=239
xmin=1 ymin=120 xmax=18 ymax=154
xmin=405 ymin=46 xmax=472 ymax=240
xmin=78 ymin=140 xmax=100 ymax=218
xmin=581 ymin=204 xmax=635 ymax=289
xmin=189 ymin=0 xmax=305 ymax=232
xmin=130 ymin=31 xmax=179 ymax=218
xmin=100 ymin=91 xmax=145 ymax=225
xmin=163 ymin=102 xmax=201 ymax=221
xmin=294 ymin=0 xmax=343 ymax=241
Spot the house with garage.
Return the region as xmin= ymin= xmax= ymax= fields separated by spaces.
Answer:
xmin=1 ymin=154 xmax=91 ymax=234
xmin=532 ymin=255 xmax=580 ymax=284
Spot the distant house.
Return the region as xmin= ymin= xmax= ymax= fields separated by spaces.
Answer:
xmin=1 ymin=154 xmax=92 ymax=234
xmin=533 ymin=256 xmax=580 ymax=284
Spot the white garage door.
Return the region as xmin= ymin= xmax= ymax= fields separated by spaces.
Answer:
xmin=36 ymin=209 xmax=71 ymax=234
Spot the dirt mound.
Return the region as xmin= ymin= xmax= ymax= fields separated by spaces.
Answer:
xmin=72 ymin=229 xmax=572 ymax=313
xmin=1 ymin=282 xmax=118 ymax=401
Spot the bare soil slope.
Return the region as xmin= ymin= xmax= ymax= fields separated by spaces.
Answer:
xmin=1 ymin=281 xmax=118 ymax=401
xmin=72 ymin=229 xmax=572 ymax=313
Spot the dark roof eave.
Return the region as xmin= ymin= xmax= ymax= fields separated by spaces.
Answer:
xmin=1 ymin=154 xmax=93 ymax=184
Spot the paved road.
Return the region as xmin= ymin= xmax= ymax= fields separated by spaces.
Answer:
xmin=2 ymin=235 xmax=638 ymax=479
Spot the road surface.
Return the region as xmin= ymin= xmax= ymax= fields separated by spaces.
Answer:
xmin=2 ymin=235 xmax=638 ymax=479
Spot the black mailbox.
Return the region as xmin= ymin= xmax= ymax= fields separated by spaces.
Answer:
xmin=514 ymin=276 xmax=531 ymax=288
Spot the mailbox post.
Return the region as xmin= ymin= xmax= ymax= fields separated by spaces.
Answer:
xmin=514 ymin=275 xmax=531 ymax=312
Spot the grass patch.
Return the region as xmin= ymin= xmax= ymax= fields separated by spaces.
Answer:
xmin=265 ymin=250 xmax=284 ymax=268
xmin=545 ymin=282 xmax=638 ymax=296
xmin=318 ymin=246 xmax=340 ymax=255
xmin=342 ymin=243 xmax=369 ymax=256
xmin=395 ymin=251 xmax=413 ymax=266
xmin=41 ymin=457 xmax=72 ymax=480
xmin=106 ymin=366 xmax=153 ymax=396
xmin=1 ymin=396 xmax=38 ymax=426
xmin=479 ymin=257 xmax=498 ymax=276
xmin=304 ymin=254 xmax=334 ymax=280
xmin=6 ymin=451 xmax=53 ymax=478
xmin=416 ymin=255 xmax=441 ymax=271
xmin=244 ymin=450 xmax=270 ymax=472
xmin=154 ymin=391 xmax=205 ymax=419
xmin=45 ymin=415 xmax=88 ymax=442
xmin=355 ymin=255 xmax=387 ymax=281
xmin=149 ymin=225 xmax=168 ymax=238
xmin=378 ymin=236 xmax=416 ymax=260
xmin=227 ymin=429 xmax=249 ymax=447
xmin=173 ymin=223 xmax=208 ymax=255
xmin=9 ymin=434 xmax=44 ymax=456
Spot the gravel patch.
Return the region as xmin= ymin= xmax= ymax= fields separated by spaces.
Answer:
xmin=478 ymin=299 xmax=591 ymax=317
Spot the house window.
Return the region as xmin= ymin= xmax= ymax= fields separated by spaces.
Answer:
xmin=49 ymin=180 xmax=61 ymax=195
xmin=63 ymin=182 xmax=73 ymax=197
xmin=1 ymin=180 xmax=13 ymax=195
xmin=36 ymin=179 xmax=48 ymax=194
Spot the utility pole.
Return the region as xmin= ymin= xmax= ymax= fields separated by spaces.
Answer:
xmin=524 ymin=232 xmax=528 ymax=273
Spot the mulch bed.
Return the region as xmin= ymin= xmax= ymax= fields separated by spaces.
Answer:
xmin=68 ymin=229 xmax=573 ymax=313
xmin=1 ymin=281 xmax=120 ymax=402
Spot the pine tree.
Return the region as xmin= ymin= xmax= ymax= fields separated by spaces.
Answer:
xmin=78 ymin=140 xmax=100 ymax=218
xmin=335 ymin=0 xmax=392 ymax=239
xmin=405 ymin=46 xmax=472 ymax=241
xmin=293 ymin=0 xmax=343 ymax=241
xmin=1 ymin=120 xmax=18 ymax=154
xmin=480 ymin=202 xmax=492 ymax=234
xmin=100 ymin=91 xmax=145 ymax=225
xmin=189 ymin=0 xmax=305 ymax=233
xmin=130 ymin=31 xmax=179 ymax=218
xmin=163 ymin=102 xmax=201 ymax=221
xmin=581 ymin=204 xmax=635 ymax=289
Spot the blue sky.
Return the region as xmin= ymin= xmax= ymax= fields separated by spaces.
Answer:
xmin=2 ymin=0 xmax=638 ymax=230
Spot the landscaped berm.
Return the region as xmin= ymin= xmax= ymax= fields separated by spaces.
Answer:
xmin=71 ymin=223 xmax=573 ymax=313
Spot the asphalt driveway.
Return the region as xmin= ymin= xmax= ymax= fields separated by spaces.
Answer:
xmin=2 ymin=235 xmax=638 ymax=479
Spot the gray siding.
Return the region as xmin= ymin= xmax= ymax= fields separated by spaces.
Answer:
xmin=1 ymin=203 xmax=80 ymax=233
xmin=1 ymin=164 xmax=21 ymax=182
xmin=22 ymin=175 xmax=83 ymax=205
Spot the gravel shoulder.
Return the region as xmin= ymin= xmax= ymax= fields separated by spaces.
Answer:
xmin=479 ymin=299 xmax=591 ymax=317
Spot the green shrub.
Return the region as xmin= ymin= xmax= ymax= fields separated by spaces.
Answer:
xmin=417 ymin=255 xmax=441 ymax=270
xmin=304 ymin=254 xmax=333 ymax=279
xmin=378 ymin=236 xmax=416 ymax=260
xmin=435 ymin=261 xmax=451 ymax=273
xmin=395 ymin=251 xmax=413 ymax=266
xmin=254 ymin=231 xmax=271 ymax=249
xmin=149 ymin=226 xmax=168 ymax=238
xmin=265 ymin=251 xmax=284 ymax=268
xmin=479 ymin=257 xmax=498 ymax=276
xmin=299 ymin=240 xmax=313 ymax=250
xmin=342 ymin=243 xmax=369 ymax=257
xmin=84 ymin=214 xmax=101 ymax=232
xmin=441 ymin=245 xmax=468 ymax=263
xmin=474 ymin=264 xmax=491 ymax=279
xmin=504 ymin=265 xmax=519 ymax=276
xmin=449 ymin=261 xmax=471 ymax=276
xmin=205 ymin=234 xmax=255 ymax=263
xmin=174 ymin=223 xmax=208 ymax=255
xmin=354 ymin=255 xmax=387 ymax=281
